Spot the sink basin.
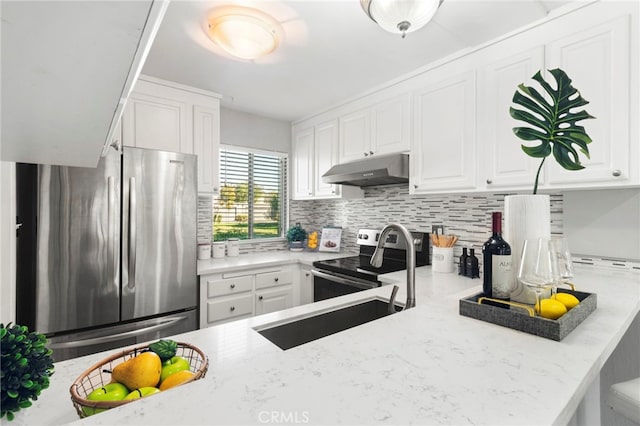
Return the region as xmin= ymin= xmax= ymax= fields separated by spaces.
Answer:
xmin=256 ymin=298 xmax=402 ymax=350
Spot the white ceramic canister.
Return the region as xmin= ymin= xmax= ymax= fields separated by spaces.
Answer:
xmin=212 ymin=241 xmax=226 ymax=259
xmin=197 ymin=243 xmax=211 ymax=260
xmin=227 ymin=238 xmax=239 ymax=257
xmin=432 ymin=247 xmax=455 ymax=273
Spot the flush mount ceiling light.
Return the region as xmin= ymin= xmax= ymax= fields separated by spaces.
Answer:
xmin=360 ymin=0 xmax=443 ymax=39
xmin=207 ymin=6 xmax=281 ymax=60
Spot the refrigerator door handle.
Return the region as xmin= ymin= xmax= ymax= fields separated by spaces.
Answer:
xmin=128 ymin=176 xmax=136 ymax=290
xmin=47 ymin=316 xmax=187 ymax=350
xmin=107 ymin=176 xmax=117 ymax=291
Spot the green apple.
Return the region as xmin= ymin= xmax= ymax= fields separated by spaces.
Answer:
xmin=82 ymin=382 xmax=129 ymax=416
xmin=160 ymin=356 xmax=190 ymax=382
xmin=124 ymin=386 xmax=161 ymax=400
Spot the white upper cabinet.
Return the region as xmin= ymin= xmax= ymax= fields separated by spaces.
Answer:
xmin=339 ymin=94 xmax=410 ymax=163
xmin=339 ymin=109 xmax=371 ymax=163
xmin=193 ymin=104 xmax=221 ymax=194
xmin=122 ymin=83 xmax=189 ymax=153
xmin=412 ymin=70 xmax=477 ymax=193
xmin=478 ymin=47 xmax=545 ymax=189
xmin=314 ymin=120 xmax=341 ymax=197
xmin=122 ymin=76 xmax=222 ymax=194
xmin=545 ymin=15 xmax=631 ymax=186
xmin=292 ymin=127 xmax=315 ymax=199
xmin=371 ymin=94 xmax=411 ymax=157
xmin=292 ymin=120 xmax=362 ymax=200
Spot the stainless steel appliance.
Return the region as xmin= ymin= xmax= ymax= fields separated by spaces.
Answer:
xmin=322 ymin=153 xmax=409 ymax=187
xmin=15 ymin=147 xmax=198 ymax=361
xmin=312 ymin=229 xmax=429 ymax=302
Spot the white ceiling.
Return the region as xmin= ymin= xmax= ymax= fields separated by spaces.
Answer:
xmin=142 ymin=0 xmax=571 ymax=123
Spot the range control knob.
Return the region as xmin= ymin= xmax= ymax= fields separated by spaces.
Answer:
xmin=363 ymin=234 xmax=369 ymax=240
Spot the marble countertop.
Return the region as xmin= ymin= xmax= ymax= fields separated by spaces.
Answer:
xmin=11 ymin=264 xmax=640 ymax=426
xmin=197 ymin=250 xmax=353 ymax=275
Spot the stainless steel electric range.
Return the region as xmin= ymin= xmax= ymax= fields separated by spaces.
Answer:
xmin=312 ymin=228 xmax=430 ymax=302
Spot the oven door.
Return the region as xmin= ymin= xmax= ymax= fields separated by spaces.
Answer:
xmin=311 ymin=269 xmax=380 ymax=302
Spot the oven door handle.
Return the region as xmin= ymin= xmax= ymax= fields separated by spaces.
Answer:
xmin=311 ymin=269 xmax=378 ymax=290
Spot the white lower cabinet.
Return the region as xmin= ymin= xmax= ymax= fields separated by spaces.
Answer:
xmin=299 ymin=266 xmax=314 ymax=306
xmin=255 ymin=286 xmax=293 ymax=316
xmin=199 ymin=266 xmax=298 ymax=328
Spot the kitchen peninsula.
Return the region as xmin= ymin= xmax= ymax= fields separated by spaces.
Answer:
xmin=11 ymin=263 xmax=640 ymax=425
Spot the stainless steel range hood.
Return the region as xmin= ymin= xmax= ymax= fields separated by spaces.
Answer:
xmin=322 ymin=153 xmax=409 ymax=187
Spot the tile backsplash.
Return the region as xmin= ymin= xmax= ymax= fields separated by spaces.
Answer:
xmin=198 ymin=185 xmax=563 ymax=264
xmin=290 ymin=185 xmax=563 ymax=264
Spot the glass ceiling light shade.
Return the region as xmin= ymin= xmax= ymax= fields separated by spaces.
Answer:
xmin=360 ymin=0 xmax=443 ymax=38
xmin=207 ymin=6 xmax=281 ymax=60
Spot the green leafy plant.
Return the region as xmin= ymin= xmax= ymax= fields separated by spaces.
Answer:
xmin=286 ymin=222 xmax=307 ymax=242
xmin=510 ymin=68 xmax=595 ymax=194
xmin=1 ymin=323 xmax=54 ymax=421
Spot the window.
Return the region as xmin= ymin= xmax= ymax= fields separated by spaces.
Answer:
xmin=213 ymin=146 xmax=287 ymax=241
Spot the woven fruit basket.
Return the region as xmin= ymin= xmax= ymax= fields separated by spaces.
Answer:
xmin=69 ymin=342 xmax=208 ymax=418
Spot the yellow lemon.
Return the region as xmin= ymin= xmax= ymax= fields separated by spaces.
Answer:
xmin=159 ymin=370 xmax=194 ymax=391
xmin=553 ymin=293 xmax=580 ymax=310
xmin=535 ymin=298 xmax=567 ymax=320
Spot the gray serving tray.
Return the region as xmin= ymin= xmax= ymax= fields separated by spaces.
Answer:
xmin=459 ymin=289 xmax=597 ymax=341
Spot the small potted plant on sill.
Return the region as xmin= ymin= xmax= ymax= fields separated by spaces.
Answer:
xmin=286 ymin=223 xmax=307 ymax=252
xmin=505 ymin=68 xmax=594 ymax=303
xmin=1 ymin=323 xmax=55 ymax=421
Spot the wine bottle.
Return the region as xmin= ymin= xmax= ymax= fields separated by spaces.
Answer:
xmin=458 ymin=247 xmax=468 ymax=276
xmin=482 ymin=212 xmax=513 ymax=299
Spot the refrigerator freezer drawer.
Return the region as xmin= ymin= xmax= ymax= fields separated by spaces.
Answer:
xmin=47 ymin=309 xmax=197 ymax=362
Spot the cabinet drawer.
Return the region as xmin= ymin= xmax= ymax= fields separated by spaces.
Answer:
xmin=206 ymin=294 xmax=253 ymax=324
xmin=207 ymin=276 xmax=253 ymax=298
xmin=255 ymin=270 xmax=293 ymax=289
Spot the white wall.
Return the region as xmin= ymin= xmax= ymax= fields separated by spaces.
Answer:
xmin=0 ymin=162 xmax=16 ymax=323
xmin=563 ymin=188 xmax=640 ymax=260
xmin=220 ymin=107 xmax=291 ymax=153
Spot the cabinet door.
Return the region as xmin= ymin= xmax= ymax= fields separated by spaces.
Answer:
xmin=298 ymin=267 xmax=314 ymax=305
xmin=545 ymin=16 xmax=630 ymax=185
xmin=292 ymin=127 xmax=315 ymax=199
xmin=121 ymin=92 xmax=189 ymax=152
xmin=478 ymin=47 xmax=545 ymax=189
xmin=193 ymin=103 xmax=220 ymax=194
xmin=314 ymin=119 xmax=341 ymax=198
xmin=339 ymin=109 xmax=370 ymax=163
xmin=412 ymin=71 xmax=477 ymax=192
xmin=255 ymin=286 xmax=293 ymax=316
xmin=371 ymin=94 xmax=410 ymax=156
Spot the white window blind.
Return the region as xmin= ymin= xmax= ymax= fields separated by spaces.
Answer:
xmin=213 ymin=147 xmax=287 ymax=241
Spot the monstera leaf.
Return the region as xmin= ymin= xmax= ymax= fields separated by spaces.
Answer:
xmin=510 ymin=68 xmax=595 ymax=193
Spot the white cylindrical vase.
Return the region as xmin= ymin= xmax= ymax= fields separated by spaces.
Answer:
xmin=504 ymin=194 xmax=551 ymax=304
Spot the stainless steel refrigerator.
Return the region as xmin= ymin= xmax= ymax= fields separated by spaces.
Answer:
xmin=16 ymin=147 xmax=198 ymax=362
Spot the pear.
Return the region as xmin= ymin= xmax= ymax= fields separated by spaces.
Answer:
xmin=112 ymin=352 xmax=162 ymax=390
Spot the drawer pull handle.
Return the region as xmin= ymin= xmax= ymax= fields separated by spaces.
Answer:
xmin=274 ymin=277 xmax=279 ymax=282
xmin=229 ymin=306 xmax=235 ymax=312
xmin=230 ymin=284 xmax=235 ymax=289
xmin=259 ymin=296 xmax=264 ymax=301
xmin=612 ymin=169 xmax=622 ymax=177
xmin=486 ymin=179 xmax=492 ymax=184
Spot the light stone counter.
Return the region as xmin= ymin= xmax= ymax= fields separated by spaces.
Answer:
xmin=10 ymin=265 xmax=640 ymax=426
xmin=197 ymin=250 xmax=354 ymax=275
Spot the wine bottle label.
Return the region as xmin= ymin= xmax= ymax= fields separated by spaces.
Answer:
xmin=492 ymin=255 xmax=513 ymax=299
